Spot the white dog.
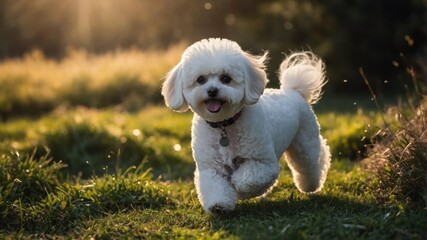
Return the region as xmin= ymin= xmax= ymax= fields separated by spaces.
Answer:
xmin=162 ymin=38 xmax=331 ymax=214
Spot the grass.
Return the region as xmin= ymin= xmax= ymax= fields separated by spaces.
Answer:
xmin=1 ymin=155 xmax=426 ymax=239
xmin=0 ymin=48 xmax=426 ymax=239
xmin=0 ymin=151 xmax=172 ymax=233
xmin=0 ymin=107 xmax=194 ymax=180
xmin=317 ymin=110 xmax=383 ymax=160
xmin=0 ymin=45 xmax=184 ymax=118
xmin=366 ymin=101 xmax=427 ymax=209
xmin=1 ymin=107 xmax=426 ymax=239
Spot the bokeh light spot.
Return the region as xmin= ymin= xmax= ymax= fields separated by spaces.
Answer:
xmin=225 ymin=14 xmax=236 ymax=26
xmin=173 ymin=144 xmax=182 ymax=152
xmin=132 ymin=129 xmax=141 ymax=136
xmin=204 ymin=2 xmax=212 ymax=10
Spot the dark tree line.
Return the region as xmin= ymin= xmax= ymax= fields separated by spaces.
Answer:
xmin=0 ymin=0 xmax=426 ymax=91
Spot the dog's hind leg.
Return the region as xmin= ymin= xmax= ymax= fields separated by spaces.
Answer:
xmin=285 ymin=134 xmax=331 ymax=193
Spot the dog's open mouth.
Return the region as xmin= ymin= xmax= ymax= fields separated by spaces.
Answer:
xmin=205 ymin=99 xmax=225 ymax=113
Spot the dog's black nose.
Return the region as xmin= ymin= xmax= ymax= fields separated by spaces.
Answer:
xmin=207 ymin=87 xmax=219 ymax=97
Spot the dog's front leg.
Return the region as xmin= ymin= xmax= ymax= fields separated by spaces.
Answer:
xmin=194 ymin=168 xmax=237 ymax=214
xmin=231 ymin=159 xmax=280 ymax=200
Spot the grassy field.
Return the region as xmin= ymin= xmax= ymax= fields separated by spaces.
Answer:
xmin=0 ymin=49 xmax=426 ymax=239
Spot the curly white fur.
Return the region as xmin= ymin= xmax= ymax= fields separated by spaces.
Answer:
xmin=162 ymin=38 xmax=331 ymax=214
xmin=279 ymin=51 xmax=326 ymax=104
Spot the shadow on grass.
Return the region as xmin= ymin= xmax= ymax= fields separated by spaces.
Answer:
xmin=210 ymin=195 xmax=427 ymax=239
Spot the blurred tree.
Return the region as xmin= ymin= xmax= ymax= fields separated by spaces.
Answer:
xmin=0 ymin=0 xmax=425 ymax=92
xmin=232 ymin=0 xmax=427 ymax=91
xmin=317 ymin=0 xmax=427 ymax=92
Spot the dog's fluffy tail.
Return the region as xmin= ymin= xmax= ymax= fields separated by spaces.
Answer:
xmin=278 ymin=52 xmax=326 ymax=105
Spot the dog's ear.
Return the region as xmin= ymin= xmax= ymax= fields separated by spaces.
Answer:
xmin=242 ymin=51 xmax=269 ymax=105
xmin=161 ymin=62 xmax=189 ymax=112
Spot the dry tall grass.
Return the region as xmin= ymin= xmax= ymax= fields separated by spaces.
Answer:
xmin=0 ymin=44 xmax=185 ymax=117
xmin=367 ymin=101 xmax=427 ymax=208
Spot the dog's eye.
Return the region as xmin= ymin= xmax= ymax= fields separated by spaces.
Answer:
xmin=196 ymin=76 xmax=206 ymax=85
xmin=220 ymin=74 xmax=232 ymax=84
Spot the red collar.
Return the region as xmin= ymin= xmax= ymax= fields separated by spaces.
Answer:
xmin=205 ymin=111 xmax=242 ymax=129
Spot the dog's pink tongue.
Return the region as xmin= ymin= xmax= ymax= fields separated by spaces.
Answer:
xmin=206 ymin=100 xmax=222 ymax=113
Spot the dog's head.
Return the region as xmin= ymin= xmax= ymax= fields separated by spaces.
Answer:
xmin=162 ymin=38 xmax=268 ymax=122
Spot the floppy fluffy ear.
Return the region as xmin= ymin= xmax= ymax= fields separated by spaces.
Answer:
xmin=161 ymin=62 xmax=189 ymax=112
xmin=242 ymin=51 xmax=269 ymax=105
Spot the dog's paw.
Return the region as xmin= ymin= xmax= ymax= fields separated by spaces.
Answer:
xmin=209 ymin=204 xmax=232 ymax=215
